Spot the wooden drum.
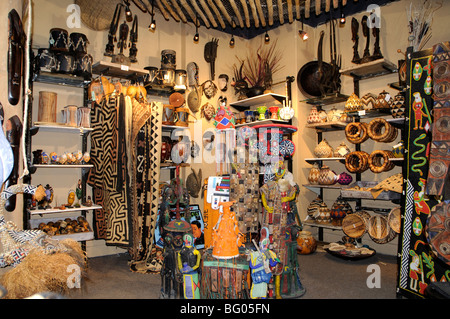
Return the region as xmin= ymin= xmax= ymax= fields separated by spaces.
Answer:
xmin=38 ymin=91 xmax=57 ymax=123
xmin=368 ymin=215 xmax=397 ymax=244
xmin=342 ymin=211 xmax=371 ymax=238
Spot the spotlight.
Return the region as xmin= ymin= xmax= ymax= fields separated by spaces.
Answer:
xmin=149 ymin=19 xmax=156 ymax=31
xmin=264 ymin=31 xmax=270 ymax=43
xmin=193 ymin=15 xmax=199 ymax=43
xmin=229 ymin=35 xmax=235 ymax=47
xmin=193 ymin=32 xmax=199 ymax=42
xmin=299 ymin=30 xmax=308 ymax=41
xmin=124 ymin=0 xmax=132 ymax=22
xmin=340 ymin=12 xmax=346 ymax=24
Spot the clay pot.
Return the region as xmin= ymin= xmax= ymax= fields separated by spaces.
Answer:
xmin=318 ymin=165 xmax=338 ymax=185
xmin=314 ymin=139 xmax=333 ymax=158
xmin=296 ymin=231 xmax=317 ymax=255
xmin=308 ymin=163 xmax=321 ymax=185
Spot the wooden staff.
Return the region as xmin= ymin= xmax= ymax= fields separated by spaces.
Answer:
xmin=206 ymin=0 xmax=226 ymax=29
xmin=199 ymin=0 xmax=218 ymax=28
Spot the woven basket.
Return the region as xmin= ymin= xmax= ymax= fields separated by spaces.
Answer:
xmin=388 ymin=206 xmax=402 ymax=234
xmin=75 ymin=0 xmax=119 ymax=31
xmin=342 ymin=211 xmax=370 ymax=238
xmin=368 ymin=215 xmax=397 ymax=244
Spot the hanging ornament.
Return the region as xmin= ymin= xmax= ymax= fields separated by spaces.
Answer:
xmin=413 ymin=62 xmax=423 ymax=81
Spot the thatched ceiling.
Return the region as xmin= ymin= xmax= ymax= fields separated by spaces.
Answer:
xmin=77 ymin=0 xmax=398 ymax=38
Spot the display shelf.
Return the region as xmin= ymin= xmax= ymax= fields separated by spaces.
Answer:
xmin=32 ymin=164 xmax=93 ymax=168
xmin=303 ymin=183 xmax=349 ymax=195
xmin=305 ymin=121 xmax=347 ymax=131
xmin=229 ymin=93 xmax=286 ymax=111
xmin=31 ymin=123 xmax=93 ymax=135
xmin=235 ymin=119 xmax=289 ymax=128
xmin=161 ymin=124 xmax=189 ymax=131
xmin=28 ymin=204 xmax=102 ymax=216
xmin=92 ymin=60 xmax=148 ymax=79
xmin=303 ymin=219 xmax=343 ymax=231
xmin=160 ymin=162 xmax=190 ymax=169
xmin=33 ymin=71 xmax=90 ymax=88
xmin=302 ymin=93 xmax=350 ymax=106
xmin=305 ymin=157 xmax=345 ymax=164
xmin=340 ymin=58 xmax=398 ymax=80
xmin=28 ymin=217 xmax=94 ymax=242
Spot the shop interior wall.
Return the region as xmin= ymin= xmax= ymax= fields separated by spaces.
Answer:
xmin=22 ymin=0 xmax=450 ymax=258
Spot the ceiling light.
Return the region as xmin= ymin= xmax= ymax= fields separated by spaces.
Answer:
xmin=299 ymin=30 xmax=308 ymax=41
xmin=340 ymin=12 xmax=346 ymax=24
xmin=264 ymin=31 xmax=270 ymax=43
xmin=149 ymin=18 xmax=156 ymax=31
xmin=124 ymin=0 xmax=132 ymax=22
xmin=229 ymin=35 xmax=235 ymax=47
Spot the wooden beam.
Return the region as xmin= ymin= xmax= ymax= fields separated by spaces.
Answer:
xmin=198 ymin=0 xmax=219 ymax=28
xmin=287 ymin=0 xmax=293 ymax=23
xmin=325 ymin=0 xmax=331 ymax=12
xmin=170 ymin=0 xmax=188 ymax=23
xmin=277 ymin=0 xmax=284 ymax=24
xmin=180 ymin=0 xmax=198 ymax=24
xmin=305 ymin=0 xmax=310 ymax=18
xmin=229 ymin=0 xmax=245 ymax=28
xmin=295 ymin=0 xmax=300 ymax=20
xmin=239 ymin=0 xmax=251 ymax=28
xmin=254 ymin=0 xmax=266 ymax=27
xmin=155 ymin=0 xmax=170 ymax=20
xmin=248 ymin=0 xmax=260 ymax=28
xmin=267 ymin=0 xmax=274 ymax=26
xmin=206 ymin=0 xmax=226 ymax=29
xmin=315 ymin=0 xmax=321 ymax=16
xmin=213 ymin=0 xmax=234 ymax=26
xmin=188 ymin=0 xmax=211 ymax=28
xmin=333 ymin=0 xmax=339 ymax=9
xmin=160 ymin=0 xmax=180 ymax=22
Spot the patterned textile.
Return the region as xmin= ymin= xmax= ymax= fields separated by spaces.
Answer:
xmin=398 ymin=48 xmax=450 ymax=299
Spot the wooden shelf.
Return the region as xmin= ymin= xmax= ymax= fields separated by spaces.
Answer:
xmin=230 ymin=93 xmax=286 ymax=111
xmin=305 ymin=157 xmax=345 ymax=164
xmin=305 ymin=121 xmax=348 ymax=131
xmin=235 ymin=119 xmax=289 ymax=128
xmin=33 ymin=71 xmax=90 ymax=87
xmin=28 ymin=204 xmax=102 ymax=216
xmin=32 ymin=164 xmax=93 ymax=168
xmin=302 ymin=93 xmax=350 ymax=106
xmin=303 ymin=219 xmax=343 ymax=231
xmin=92 ymin=60 xmax=148 ymax=79
xmin=340 ymin=58 xmax=398 ymax=80
xmin=31 ymin=123 xmax=93 ymax=135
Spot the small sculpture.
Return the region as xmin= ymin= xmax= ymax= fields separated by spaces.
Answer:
xmin=177 ymin=233 xmax=201 ymax=299
xmin=249 ymin=237 xmax=279 ymax=299
xmin=351 ymin=18 xmax=361 ymax=64
xmin=361 ymin=16 xmax=372 ymax=63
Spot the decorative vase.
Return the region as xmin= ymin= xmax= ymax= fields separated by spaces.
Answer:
xmin=337 ymin=172 xmax=353 ymax=185
xmin=245 ymin=110 xmax=254 ymax=123
xmin=327 ymin=106 xmax=343 ymax=122
xmin=318 ymin=109 xmax=328 ymax=123
xmin=314 ymin=139 xmax=333 ymax=158
xmin=246 ymin=86 xmax=265 ymax=98
xmin=361 ymin=93 xmax=377 ymax=110
xmin=334 ymin=142 xmax=351 ymax=157
xmin=317 ymin=202 xmax=331 ymax=224
xmin=344 ymin=93 xmax=363 ymax=112
xmin=308 ymin=163 xmax=321 ymax=185
xmin=296 ymin=231 xmax=317 ymax=255
xmin=390 ymin=92 xmax=406 ymax=118
xmin=374 ymin=90 xmax=393 ymax=109
xmin=307 ymin=106 xmax=320 ymax=124
xmin=269 ymin=106 xmax=279 ymax=119
xmin=307 ymin=197 xmax=323 ymax=220
xmin=256 ymin=106 xmax=267 ymax=120
xmin=318 ymin=165 xmax=338 ymax=185
xmin=330 ymin=196 xmax=353 ymax=226
xmin=392 ymin=140 xmax=405 ymax=158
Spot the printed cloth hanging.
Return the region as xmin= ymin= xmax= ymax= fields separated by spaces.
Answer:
xmin=398 ymin=47 xmax=450 ymax=299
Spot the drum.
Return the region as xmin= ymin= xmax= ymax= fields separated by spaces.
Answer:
xmin=38 ymin=91 xmax=57 ymax=123
xmin=368 ymin=215 xmax=397 ymax=244
xmin=342 ymin=211 xmax=370 ymax=238
xmin=162 ymin=104 xmax=175 ymax=125
xmin=69 ymin=32 xmax=89 ymax=54
xmin=174 ymin=69 xmax=187 ymax=90
xmin=49 ymin=28 xmax=69 ymax=52
xmin=159 ymin=68 xmax=175 ymax=87
xmin=37 ymin=48 xmax=56 ymax=72
xmin=62 ymin=105 xmax=78 ymax=127
xmin=55 ymin=53 xmax=74 ymax=74
xmin=161 ymin=49 xmax=176 ymax=69
xmin=175 ymin=107 xmax=190 ymax=127
xmin=74 ymin=53 xmax=92 ymax=78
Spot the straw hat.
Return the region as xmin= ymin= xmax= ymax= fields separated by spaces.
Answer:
xmin=75 ymin=0 xmax=119 ymax=31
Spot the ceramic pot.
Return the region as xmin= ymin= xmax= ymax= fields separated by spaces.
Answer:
xmin=314 ymin=139 xmax=333 ymax=158
xmin=317 ymin=202 xmax=331 ymax=224
xmin=337 ymin=172 xmax=353 ymax=185
xmin=296 ymin=231 xmax=317 ymax=255
xmin=308 ymin=163 xmax=321 ymax=185
xmin=330 ymin=197 xmax=353 ymax=226
xmin=390 ymin=92 xmax=406 ymax=118
xmin=307 ymin=106 xmax=320 ymax=124
xmin=318 ymin=165 xmax=338 ymax=185
xmin=334 ymin=142 xmax=351 ymax=157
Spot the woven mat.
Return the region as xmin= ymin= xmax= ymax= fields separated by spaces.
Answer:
xmin=75 ymin=0 xmax=120 ymax=31
xmin=370 ymin=173 xmax=403 ymax=199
